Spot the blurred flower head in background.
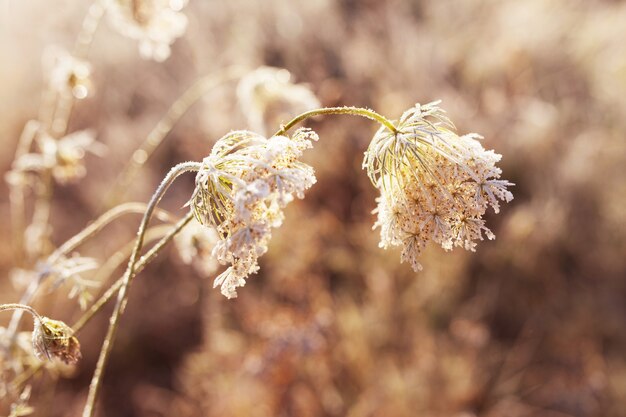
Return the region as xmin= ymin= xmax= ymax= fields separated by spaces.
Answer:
xmin=104 ymin=0 xmax=189 ymax=61
xmin=237 ymin=66 xmax=320 ymax=135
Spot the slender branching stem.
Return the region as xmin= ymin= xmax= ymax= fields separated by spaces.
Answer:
xmin=274 ymin=106 xmax=398 ymax=137
xmin=90 ymin=224 xmax=173 ymax=289
xmin=10 ymin=211 xmax=195 ymax=391
xmin=4 ymin=203 xmax=177 ymax=350
xmin=49 ymin=202 xmax=177 ymax=264
xmin=72 ymin=211 xmax=195 ymax=334
xmin=108 ymin=66 xmax=248 ymax=206
xmin=82 ymin=162 xmax=201 ymax=417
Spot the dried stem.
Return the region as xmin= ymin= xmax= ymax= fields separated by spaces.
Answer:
xmin=82 ymin=162 xmax=201 ymax=417
xmin=4 ymin=203 xmax=176 ymax=350
xmin=73 ymin=211 xmax=195 ymax=333
xmin=10 ymin=211 xmax=194 ymax=391
xmin=90 ymin=224 xmax=173 ymax=288
xmin=274 ymin=106 xmax=398 ymax=137
xmin=49 ymin=202 xmax=176 ymax=264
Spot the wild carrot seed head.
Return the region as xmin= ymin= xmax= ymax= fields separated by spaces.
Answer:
xmin=190 ymin=128 xmax=318 ymax=298
xmin=367 ymin=101 xmax=514 ymax=271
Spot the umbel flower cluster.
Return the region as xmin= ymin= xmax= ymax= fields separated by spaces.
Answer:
xmin=186 ymin=101 xmax=513 ymax=297
xmin=364 ymin=102 xmax=514 ymax=271
xmin=190 ymin=128 xmax=318 ymax=298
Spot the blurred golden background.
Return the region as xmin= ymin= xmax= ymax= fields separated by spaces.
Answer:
xmin=1 ymin=0 xmax=625 ymax=416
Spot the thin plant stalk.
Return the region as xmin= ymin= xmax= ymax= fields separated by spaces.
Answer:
xmin=89 ymin=224 xmax=174 ymax=291
xmin=274 ymin=106 xmax=398 ymax=137
xmin=82 ymin=162 xmax=201 ymax=417
xmin=107 ymin=66 xmax=248 ymax=206
xmin=4 ymin=203 xmax=177 ymax=349
xmin=73 ymin=211 xmax=195 ymax=334
xmin=48 ymin=202 xmax=177 ymax=264
xmin=10 ymin=211 xmax=194 ymax=391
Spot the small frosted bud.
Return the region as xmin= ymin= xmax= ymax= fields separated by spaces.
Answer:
xmin=32 ymin=317 xmax=82 ymax=365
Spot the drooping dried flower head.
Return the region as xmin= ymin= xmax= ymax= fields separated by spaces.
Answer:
xmin=364 ymin=101 xmax=514 ymax=271
xmin=43 ymin=47 xmax=93 ymax=99
xmin=190 ymin=128 xmax=318 ymax=298
xmin=104 ymin=0 xmax=188 ymax=62
xmin=237 ymin=67 xmax=320 ymax=135
xmin=32 ymin=317 xmax=81 ymax=365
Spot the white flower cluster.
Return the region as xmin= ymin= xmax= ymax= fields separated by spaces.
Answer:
xmin=365 ymin=102 xmax=514 ymax=271
xmin=190 ymin=128 xmax=318 ymax=298
xmin=104 ymin=0 xmax=188 ymax=62
xmin=237 ymin=67 xmax=320 ymax=135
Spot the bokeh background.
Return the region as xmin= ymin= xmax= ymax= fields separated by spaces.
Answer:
xmin=1 ymin=0 xmax=626 ymax=416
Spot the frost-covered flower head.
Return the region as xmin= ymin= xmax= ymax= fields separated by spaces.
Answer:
xmin=190 ymin=128 xmax=318 ymax=298
xmin=32 ymin=316 xmax=81 ymax=365
xmin=364 ymin=101 xmax=514 ymax=271
xmin=104 ymin=0 xmax=188 ymax=61
xmin=11 ymin=129 xmax=106 ymax=185
xmin=43 ymin=47 xmax=93 ymax=99
xmin=237 ymin=67 xmax=320 ymax=135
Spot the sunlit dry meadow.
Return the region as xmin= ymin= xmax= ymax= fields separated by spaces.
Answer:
xmin=1 ymin=1 xmax=625 ymax=416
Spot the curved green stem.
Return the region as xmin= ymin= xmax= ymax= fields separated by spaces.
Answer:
xmin=82 ymin=162 xmax=201 ymax=417
xmin=274 ymin=106 xmax=398 ymax=137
